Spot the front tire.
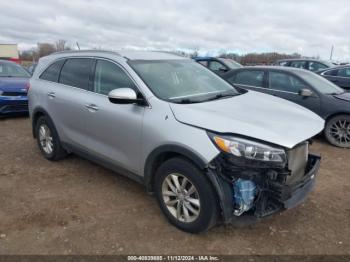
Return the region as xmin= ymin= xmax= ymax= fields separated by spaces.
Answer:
xmin=35 ymin=116 xmax=67 ymax=160
xmin=324 ymin=115 xmax=350 ymax=148
xmin=154 ymin=157 xmax=218 ymax=233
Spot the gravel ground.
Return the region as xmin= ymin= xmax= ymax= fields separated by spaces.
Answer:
xmin=0 ymin=116 xmax=349 ymax=255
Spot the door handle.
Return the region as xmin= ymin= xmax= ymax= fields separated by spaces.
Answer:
xmin=47 ymin=92 xmax=56 ymax=98
xmin=85 ymin=104 xmax=99 ymax=111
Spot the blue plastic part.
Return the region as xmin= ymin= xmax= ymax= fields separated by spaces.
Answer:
xmin=233 ymin=179 xmax=257 ymax=216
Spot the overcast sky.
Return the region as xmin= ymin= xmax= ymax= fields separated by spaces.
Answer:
xmin=1 ymin=0 xmax=349 ymax=60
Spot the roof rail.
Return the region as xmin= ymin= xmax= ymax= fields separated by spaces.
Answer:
xmin=51 ymin=49 xmax=121 ymax=56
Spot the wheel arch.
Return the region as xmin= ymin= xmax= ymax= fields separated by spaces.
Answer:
xmin=31 ymin=107 xmax=54 ymax=138
xmin=143 ymin=145 xmax=208 ymax=192
xmin=325 ymin=112 xmax=350 ymax=123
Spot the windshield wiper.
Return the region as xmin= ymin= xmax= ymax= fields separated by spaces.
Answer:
xmin=205 ymin=92 xmax=238 ymax=101
xmin=173 ymin=98 xmax=201 ymax=104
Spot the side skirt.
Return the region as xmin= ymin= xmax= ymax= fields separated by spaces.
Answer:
xmin=62 ymin=142 xmax=145 ymax=185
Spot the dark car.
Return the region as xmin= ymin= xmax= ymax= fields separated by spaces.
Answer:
xmin=273 ymin=58 xmax=334 ymax=72
xmin=318 ymin=66 xmax=350 ymax=90
xmin=194 ymin=57 xmax=242 ymax=75
xmin=222 ymin=66 xmax=350 ymax=148
xmin=0 ymin=60 xmax=30 ymax=115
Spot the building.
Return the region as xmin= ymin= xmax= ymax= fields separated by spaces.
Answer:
xmin=0 ymin=44 xmax=20 ymax=63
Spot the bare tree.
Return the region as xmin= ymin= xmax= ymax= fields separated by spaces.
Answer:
xmin=37 ymin=43 xmax=56 ymax=57
xmin=55 ymin=39 xmax=67 ymax=52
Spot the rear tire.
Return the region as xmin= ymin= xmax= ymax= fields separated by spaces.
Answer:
xmin=35 ymin=115 xmax=67 ymax=160
xmin=154 ymin=157 xmax=218 ymax=233
xmin=324 ymin=115 xmax=350 ymax=148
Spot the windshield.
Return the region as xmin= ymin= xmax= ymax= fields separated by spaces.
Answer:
xmin=129 ymin=60 xmax=239 ymax=103
xmin=220 ymin=58 xmax=243 ymax=69
xmin=297 ymin=70 xmax=344 ymax=94
xmin=0 ymin=62 xmax=30 ymax=77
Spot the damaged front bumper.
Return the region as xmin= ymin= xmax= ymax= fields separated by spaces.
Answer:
xmin=207 ymin=153 xmax=321 ymax=225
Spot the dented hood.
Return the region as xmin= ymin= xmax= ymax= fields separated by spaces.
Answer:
xmin=169 ymin=91 xmax=325 ymax=149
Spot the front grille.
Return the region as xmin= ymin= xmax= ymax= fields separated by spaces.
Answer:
xmin=286 ymin=142 xmax=309 ymax=185
xmin=1 ymin=92 xmax=27 ymax=96
xmin=0 ymin=103 xmax=28 ymax=112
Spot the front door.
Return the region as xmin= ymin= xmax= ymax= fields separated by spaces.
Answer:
xmin=265 ymin=70 xmax=321 ymax=114
xmin=84 ymin=59 xmax=145 ymax=174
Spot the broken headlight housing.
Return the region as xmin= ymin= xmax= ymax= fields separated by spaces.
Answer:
xmin=208 ymin=132 xmax=287 ymax=166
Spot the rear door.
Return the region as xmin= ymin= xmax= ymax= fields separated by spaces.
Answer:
xmin=265 ymin=70 xmax=321 ymax=114
xmin=53 ymin=58 xmax=95 ymax=148
xmin=83 ymin=59 xmax=145 ymax=174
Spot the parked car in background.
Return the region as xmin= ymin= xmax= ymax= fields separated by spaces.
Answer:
xmin=194 ymin=57 xmax=242 ymax=75
xmin=223 ymin=66 xmax=350 ymax=148
xmin=0 ymin=60 xmax=30 ymax=115
xmin=273 ymin=58 xmax=334 ymax=72
xmin=29 ymin=50 xmax=323 ymax=233
xmin=318 ymin=66 xmax=350 ymax=90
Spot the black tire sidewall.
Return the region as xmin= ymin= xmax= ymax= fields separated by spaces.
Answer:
xmin=325 ymin=115 xmax=350 ymax=148
xmin=154 ymin=158 xmax=218 ymax=233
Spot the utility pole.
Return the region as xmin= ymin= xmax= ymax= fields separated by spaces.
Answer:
xmin=330 ymin=45 xmax=334 ymax=60
xmin=76 ymin=42 xmax=80 ymax=50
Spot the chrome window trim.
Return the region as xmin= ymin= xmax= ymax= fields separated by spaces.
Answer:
xmin=236 ymin=83 xmax=299 ymax=95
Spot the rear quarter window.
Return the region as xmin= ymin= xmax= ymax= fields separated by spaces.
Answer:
xmin=39 ymin=59 xmax=65 ymax=82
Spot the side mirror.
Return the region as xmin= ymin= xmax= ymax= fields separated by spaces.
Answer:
xmin=108 ymin=88 xmax=142 ymax=104
xmin=299 ymin=88 xmax=313 ymax=97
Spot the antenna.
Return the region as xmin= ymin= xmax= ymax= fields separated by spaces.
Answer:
xmin=330 ymin=45 xmax=334 ymax=60
xmin=76 ymin=42 xmax=80 ymax=50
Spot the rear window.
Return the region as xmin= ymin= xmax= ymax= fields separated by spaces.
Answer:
xmin=40 ymin=59 xmax=65 ymax=82
xmin=59 ymin=58 xmax=94 ymax=90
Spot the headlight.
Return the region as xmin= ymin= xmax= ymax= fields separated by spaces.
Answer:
xmin=209 ymin=133 xmax=286 ymax=164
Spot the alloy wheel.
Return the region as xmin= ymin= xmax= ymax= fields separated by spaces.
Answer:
xmin=329 ymin=119 xmax=350 ymax=146
xmin=161 ymin=173 xmax=200 ymax=223
xmin=38 ymin=124 xmax=54 ymax=154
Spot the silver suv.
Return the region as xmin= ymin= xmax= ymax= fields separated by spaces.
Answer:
xmin=29 ymin=50 xmax=324 ymax=233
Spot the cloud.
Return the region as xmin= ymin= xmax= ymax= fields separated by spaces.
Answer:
xmin=1 ymin=0 xmax=349 ymax=61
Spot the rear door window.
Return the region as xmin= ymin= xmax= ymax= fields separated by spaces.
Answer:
xmin=309 ymin=62 xmax=328 ymax=72
xmin=229 ymin=70 xmax=265 ymax=87
xmin=289 ymin=61 xmax=307 ymax=69
xmin=40 ymin=59 xmax=65 ymax=82
xmin=208 ymin=61 xmax=227 ymax=72
xmin=269 ymin=71 xmax=305 ymax=93
xmin=59 ymin=58 xmax=95 ymax=90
